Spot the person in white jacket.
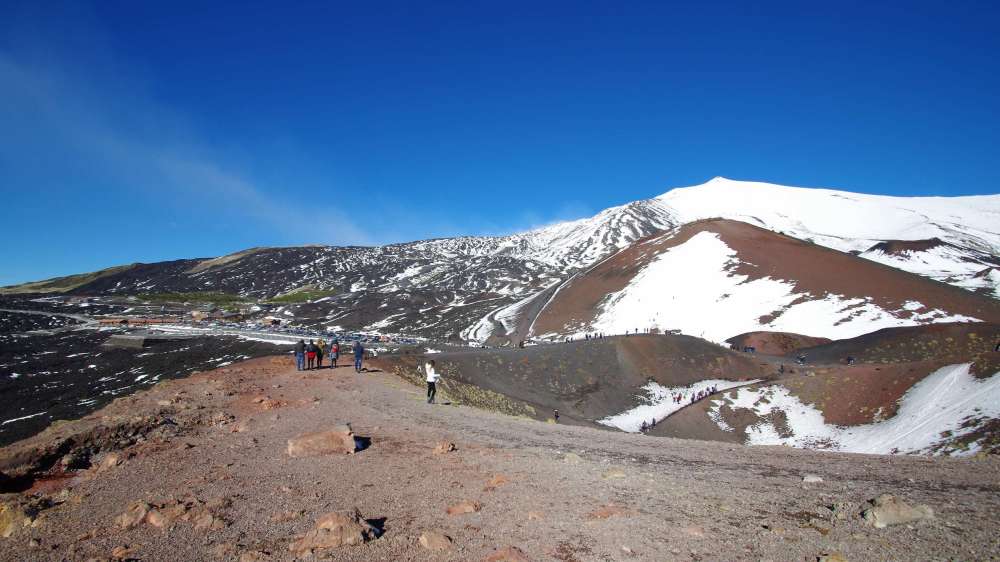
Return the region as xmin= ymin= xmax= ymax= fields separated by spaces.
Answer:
xmin=425 ymin=360 xmax=440 ymax=404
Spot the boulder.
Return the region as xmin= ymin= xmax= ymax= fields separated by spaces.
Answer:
xmin=418 ymin=530 xmax=453 ymax=551
xmin=289 ymin=509 xmax=378 ymax=554
xmin=96 ymin=453 xmax=122 ymax=474
xmin=115 ymin=502 xmax=151 ymax=530
xmin=0 ymin=500 xmax=40 ymax=538
xmin=433 ymin=442 xmax=457 ymax=454
xmin=446 ymin=500 xmax=481 ymax=516
xmin=862 ymin=494 xmax=934 ymax=529
xmin=192 ymin=510 xmax=227 ymax=531
xmin=485 ymin=545 xmax=530 ymax=561
xmin=802 ymin=474 xmax=823 ymax=483
xmin=287 ymin=426 xmax=357 ymax=457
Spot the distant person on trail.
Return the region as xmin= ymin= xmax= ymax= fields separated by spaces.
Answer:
xmin=425 ymin=360 xmax=440 ymax=404
xmin=640 ymin=420 xmax=648 ymax=433
xmin=553 ymin=409 xmax=560 ymax=423
xmin=353 ymin=341 xmax=365 ymax=373
xmin=316 ymin=338 xmax=326 ymax=368
xmin=330 ymin=340 xmax=340 ymax=368
xmin=306 ymin=340 xmax=317 ymax=369
xmin=294 ymin=339 xmax=305 ymax=371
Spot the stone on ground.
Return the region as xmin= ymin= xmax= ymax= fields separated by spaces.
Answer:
xmin=446 ymin=500 xmax=481 ymax=516
xmin=433 ymin=441 xmax=457 ymax=454
xmin=862 ymin=494 xmax=934 ymax=528
xmin=418 ymin=530 xmax=453 ymax=551
xmin=115 ymin=502 xmax=151 ymax=530
xmin=287 ymin=425 xmax=357 ymax=457
xmin=289 ymin=508 xmax=378 ymax=554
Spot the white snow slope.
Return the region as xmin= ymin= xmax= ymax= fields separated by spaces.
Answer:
xmin=652 ymin=177 xmax=1000 ymax=295
xmin=707 ymin=364 xmax=1000 ymax=456
xmin=598 ymin=379 xmax=759 ymax=433
xmin=551 ymin=231 xmax=976 ymax=344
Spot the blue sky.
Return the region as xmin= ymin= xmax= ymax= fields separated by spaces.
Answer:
xmin=2 ymin=1 xmax=998 ymax=286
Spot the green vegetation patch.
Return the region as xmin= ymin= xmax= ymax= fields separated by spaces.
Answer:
xmin=139 ymin=292 xmax=249 ymax=305
xmin=266 ymin=290 xmax=337 ymax=304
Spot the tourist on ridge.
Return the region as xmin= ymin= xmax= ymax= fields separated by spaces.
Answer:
xmin=306 ymin=340 xmax=317 ymax=369
xmin=353 ymin=341 xmax=365 ymax=373
xmin=316 ymin=338 xmax=326 ymax=369
xmin=425 ymin=359 xmax=440 ymax=404
xmin=640 ymin=420 xmax=648 ymax=433
xmin=294 ymin=339 xmax=305 ymax=371
xmin=330 ymin=340 xmax=340 ymax=368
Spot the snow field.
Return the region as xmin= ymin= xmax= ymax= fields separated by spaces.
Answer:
xmin=598 ymin=379 xmax=759 ymax=433
xmin=707 ymin=364 xmax=1000 ymax=456
xmin=584 ymin=232 xmax=977 ymax=343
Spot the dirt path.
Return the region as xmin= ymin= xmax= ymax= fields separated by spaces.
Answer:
xmin=1 ymin=356 xmax=998 ymax=561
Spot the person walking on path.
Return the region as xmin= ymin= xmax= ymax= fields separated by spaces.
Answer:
xmin=316 ymin=338 xmax=326 ymax=369
xmin=306 ymin=340 xmax=317 ymax=370
xmin=353 ymin=341 xmax=365 ymax=373
xmin=294 ymin=339 xmax=305 ymax=371
xmin=330 ymin=340 xmax=340 ymax=368
xmin=425 ymin=359 xmax=440 ymax=404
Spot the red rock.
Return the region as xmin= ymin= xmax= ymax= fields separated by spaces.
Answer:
xmin=446 ymin=500 xmax=481 ymax=516
xmin=289 ymin=509 xmax=378 ymax=554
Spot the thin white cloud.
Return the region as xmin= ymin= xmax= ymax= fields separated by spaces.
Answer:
xmin=0 ymin=20 xmax=370 ymax=247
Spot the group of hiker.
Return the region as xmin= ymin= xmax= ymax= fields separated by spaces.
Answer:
xmin=639 ymin=418 xmax=657 ymax=433
xmin=669 ymin=385 xmax=720 ymax=405
xmin=294 ymin=339 xmax=366 ymax=373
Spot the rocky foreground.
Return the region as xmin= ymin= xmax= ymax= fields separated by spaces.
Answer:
xmin=1 ymin=356 xmax=998 ymax=561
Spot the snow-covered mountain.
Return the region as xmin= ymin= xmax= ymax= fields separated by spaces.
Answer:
xmin=526 ymin=219 xmax=1000 ymax=345
xmin=652 ymin=177 xmax=1000 ymax=297
xmin=5 ymin=177 xmax=998 ymax=341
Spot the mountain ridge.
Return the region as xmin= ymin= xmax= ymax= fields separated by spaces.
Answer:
xmin=4 ymin=178 xmax=998 ymax=340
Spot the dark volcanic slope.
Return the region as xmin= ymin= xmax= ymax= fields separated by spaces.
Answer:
xmin=793 ymin=322 xmax=1000 ymax=374
xmin=725 ymin=331 xmax=831 ymax=356
xmin=0 ymin=311 xmax=80 ymax=333
xmin=378 ymin=334 xmax=768 ymax=424
xmin=0 ymin=328 xmax=288 ymax=446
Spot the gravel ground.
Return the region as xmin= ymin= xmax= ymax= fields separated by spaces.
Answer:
xmin=1 ymin=356 xmax=998 ymax=561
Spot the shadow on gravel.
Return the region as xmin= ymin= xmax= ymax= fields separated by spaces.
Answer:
xmin=365 ymin=517 xmax=387 ymax=537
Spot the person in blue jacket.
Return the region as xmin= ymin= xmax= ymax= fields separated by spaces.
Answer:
xmin=353 ymin=341 xmax=365 ymax=373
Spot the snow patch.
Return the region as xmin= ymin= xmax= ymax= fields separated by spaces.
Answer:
xmin=708 ymin=364 xmax=1000 ymax=456
xmin=599 ymin=379 xmax=758 ymax=432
